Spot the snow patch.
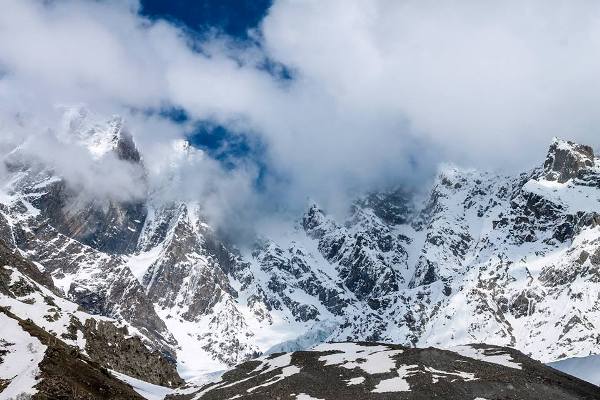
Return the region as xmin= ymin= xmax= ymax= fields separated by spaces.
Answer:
xmin=345 ymin=376 xmax=365 ymax=385
xmin=424 ymin=366 xmax=477 ymax=383
xmin=451 ymin=345 xmax=522 ymax=370
xmin=523 ymin=178 xmax=600 ymax=214
xmin=314 ymin=343 xmax=403 ymax=374
xmin=0 ymin=314 xmax=47 ymax=399
xmin=372 ymin=364 xmax=416 ymax=393
xmin=112 ymin=370 xmax=174 ymax=400
xmin=295 ymin=394 xmax=325 ymax=400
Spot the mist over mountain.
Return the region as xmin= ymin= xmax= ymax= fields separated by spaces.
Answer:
xmin=2 ymin=0 xmax=600 ymax=234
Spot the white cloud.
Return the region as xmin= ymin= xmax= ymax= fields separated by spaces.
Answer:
xmin=260 ymin=0 xmax=600 ymax=170
xmin=1 ymin=0 xmax=600 ymax=227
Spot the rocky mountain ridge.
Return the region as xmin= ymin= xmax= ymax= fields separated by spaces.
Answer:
xmin=174 ymin=342 xmax=600 ymax=400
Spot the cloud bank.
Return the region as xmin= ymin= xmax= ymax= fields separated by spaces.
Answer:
xmin=1 ymin=0 xmax=600 ymax=228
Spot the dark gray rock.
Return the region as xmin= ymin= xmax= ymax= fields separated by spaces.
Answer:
xmin=174 ymin=342 xmax=600 ymax=400
xmin=544 ymin=139 xmax=595 ymax=183
xmin=79 ymin=318 xmax=184 ymax=387
xmin=0 ymin=307 xmax=146 ymax=400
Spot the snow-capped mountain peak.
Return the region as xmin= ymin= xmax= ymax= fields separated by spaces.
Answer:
xmin=544 ymin=137 xmax=596 ymax=183
xmin=61 ymin=106 xmax=141 ymax=162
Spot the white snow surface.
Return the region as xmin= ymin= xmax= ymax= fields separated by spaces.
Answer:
xmin=313 ymin=342 xmax=403 ymax=374
xmin=523 ymin=178 xmax=600 ymax=214
xmin=0 ymin=314 xmax=47 ymax=399
xmin=295 ymin=394 xmax=325 ymax=400
xmin=111 ymin=370 xmax=174 ymax=400
xmin=371 ymin=364 xmax=416 ymax=393
xmin=346 ymin=376 xmax=365 ymax=385
xmin=451 ymin=345 xmax=522 ymax=370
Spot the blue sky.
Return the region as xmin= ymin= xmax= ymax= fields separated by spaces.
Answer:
xmin=141 ymin=0 xmax=271 ymax=39
xmin=141 ymin=0 xmax=273 ymax=187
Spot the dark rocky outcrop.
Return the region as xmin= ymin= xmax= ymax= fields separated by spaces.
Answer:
xmin=30 ymin=178 xmax=147 ymax=255
xmin=0 ymin=237 xmax=182 ymax=389
xmin=354 ymin=188 xmax=416 ymax=225
xmin=544 ymin=138 xmax=595 ymax=183
xmin=141 ymin=205 xmax=236 ymax=321
xmin=79 ymin=319 xmax=184 ymax=387
xmin=0 ymin=307 xmax=145 ymax=400
xmin=172 ymin=342 xmax=600 ymax=400
xmin=0 ymin=237 xmax=55 ymax=296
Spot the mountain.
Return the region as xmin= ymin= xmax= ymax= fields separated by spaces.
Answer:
xmin=1 ymin=109 xmax=600 ymax=396
xmin=173 ymin=342 xmax=600 ymax=400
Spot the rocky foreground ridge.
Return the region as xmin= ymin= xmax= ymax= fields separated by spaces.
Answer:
xmin=172 ymin=342 xmax=600 ymax=400
xmin=1 ymin=109 xmax=600 ymax=397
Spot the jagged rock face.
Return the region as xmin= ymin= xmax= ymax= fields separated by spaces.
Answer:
xmin=354 ymin=188 xmax=416 ymax=225
xmin=0 ymin=136 xmax=176 ymax=366
xmin=141 ymin=204 xmax=235 ymax=320
xmin=250 ymin=240 xmax=349 ymax=319
xmin=0 ymin=247 xmax=183 ymax=396
xmin=32 ymin=179 xmax=147 ymax=255
xmin=303 ymin=203 xmax=410 ymax=309
xmin=544 ymin=138 xmax=595 ymax=183
xmin=245 ymin=138 xmax=600 ymax=364
xmin=175 ymin=342 xmax=600 ymax=400
xmin=19 ymin=118 xmax=148 ymax=255
xmin=127 ymin=202 xmax=262 ymax=371
xmin=0 ymin=308 xmax=147 ymax=400
xmin=7 ymin=207 xmax=176 ymax=357
xmin=80 ymin=318 xmax=184 ymax=387
xmin=0 ymin=237 xmax=55 ymax=293
xmin=110 ymin=120 xmax=142 ymax=163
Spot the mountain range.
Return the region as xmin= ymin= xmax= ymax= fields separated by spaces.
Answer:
xmin=1 ymin=109 xmax=600 ymax=399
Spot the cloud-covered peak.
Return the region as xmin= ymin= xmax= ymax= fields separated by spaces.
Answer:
xmin=1 ymin=0 xmax=600 ymax=233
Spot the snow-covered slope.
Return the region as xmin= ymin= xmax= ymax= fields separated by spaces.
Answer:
xmin=1 ymin=109 xmax=600 ymax=383
xmin=0 ymin=313 xmax=46 ymax=399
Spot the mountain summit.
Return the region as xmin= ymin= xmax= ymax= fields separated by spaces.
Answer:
xmin=544 ymin=137 xmax=596 ymax=183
